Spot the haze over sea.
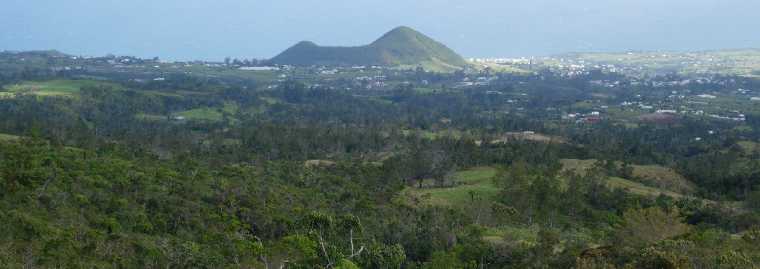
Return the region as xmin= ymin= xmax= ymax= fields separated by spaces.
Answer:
xmin=2 ymin=0 xmax=759 ymax=60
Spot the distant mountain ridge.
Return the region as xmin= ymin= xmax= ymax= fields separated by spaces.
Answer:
xmin=270 ymin=26 xmax=467 ymax=71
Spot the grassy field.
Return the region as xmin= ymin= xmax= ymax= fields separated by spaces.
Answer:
xmin=605 ymin=107 xmax=647 ymax=121
xmin=737 ymin=140 xmax=760 ymax=154
xmin=2 ymin=79 xmax=123 ymax=97
xmin=174 ymin=102 xmax=239 ymax=122
xmin=399 ymin=162 xmax=700 ymax=247
xmin=560 ymin=159 xmax=696 ymax=197
xmin=631 ymin=164 xmax=695 ymax=194
xmin=259 ymin=96 xmax=281 ymax=105
xmin=397 ymin=166 xmax=555 ymax=246
xmin=0 ymin=133 xmax=21 ymax=141
xmin=399 ymin=166 xmax=499 ymax=207
xmin=401 ymin=159 xmax=698 ymax=208
xmin=606 ymin=177 xmax=685 ymax=198
xmin=482 ymin=225 xmax=540 ymax=246
xmin=181 ymin=66 xmax=280 ymax=83
xmin=399 ymin=158 xmax=703 ymax=212
xmin=135 ymin=113 xmax=168 ymax=122
xmin=400 ymin=128 xmax=466 ymax=140
xmin=175 ymin=107 xmax=224 ymax=122
xmin=467 ymin=61 xmax=531 ymax=74
xmin=491 ymin=132 xmax=566 ymax=144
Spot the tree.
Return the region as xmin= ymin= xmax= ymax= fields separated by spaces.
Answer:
xmin=491 ymin=202 xmax=517 ymax=224
xmin=334 ymin=259 xmax=360 ymax=269
xmin=613 ymin=207 xmax=690 ymax=249
xmin=747 ymin=188 xmax=760 ymax=212
xmin=428 ymin=149 xmax=454 ymax=188
xmin=266 ymin=235 xmax=319 ymax=268
xmin=529 ymin=175 xmax=562 ymax=226
xmin=716 ymin=251 xmax=754 ymax=269
xmin=634 ymin=243 xmax=691 ymax=269
xmin=562 ymin=170 xmax=590 ymax=218
xmin=495 ymin=161 xmax=532 ymax=211
xmin=496 ymin=161 xmax=561 ymax=225
xmin=298 ymin=212 xmax=367 ymax=268
xmin=422 ymin=251 xmax=464 ymax=269
xmin=302 ymin=212 xmax=337 ymax=267
xmin=619 ymin=161 xmax=634 ymax=179
xmin=527 ymin=228 xmax=561 ymax=268
xmin=357 ymin=243 xmax=405 ymax=269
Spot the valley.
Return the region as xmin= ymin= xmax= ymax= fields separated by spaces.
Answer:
xmin=1 ymin=28 xmax=760 ymax=268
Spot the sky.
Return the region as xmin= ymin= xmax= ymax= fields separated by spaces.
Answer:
xmin=2 ymin=0 xmax=759 ymax=61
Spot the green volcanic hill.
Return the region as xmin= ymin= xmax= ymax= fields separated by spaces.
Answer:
xmin=270 ymin=26 xmax=468 ymax=71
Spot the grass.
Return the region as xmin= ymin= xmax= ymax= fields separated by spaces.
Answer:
xmin=3 ymin=79 xmax=122 ymax=97
xmin=0 ymin=133 xmax=21 ymax=141
xmin=559 ymin=159 xmax=597 ymax=175
xmin=737 ymin=141 xmax=760 ymax=154
xmin=607 ymin=177 xmax=685 ymax=198
xmin=397 ymin=166 xmax=554 ymax=247
xmin=176 ymin=108 xmax=224 ymax=122
xmin=174 ymin=103 xmax=239 ymax=122
xmin=135 ymin=113 xmax=168 ymax=122
xmin=631 ymin=164 xmax=696 ymax=194
xmin=399 ymin=163 xmax=692 ymax=247
xmin=491 ymin=132 xmax=566 ymax=144
xmin=401 ymin=128 xmax=465 ymax=140
xmin=605 ymin=107 xmax=646 ymax=121
xmin=181 ymin=66 xmax=280 ymax=83
xmin=560 ymin=159 xmax=696 ymax=197
xmin=259 ymin=97 xmax=281 ymax=105
xmin=403 ymin=160 xmax=697 ymax=207
xmin=399 ymin=167 xmax=499 ymax=207
xmin=483 ymin=225 xmax=539 ymax=246
xmin=468 ymin=61 xmax=532 ymax=74
xmin=142 ymin=90 xmax=185 ymax=98
xmin=401 ymin=160 xmax=697 ymax=208
xmin=571 ymin=101 xmax=595 ymax=110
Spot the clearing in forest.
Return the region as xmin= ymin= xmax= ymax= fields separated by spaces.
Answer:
xmin=173 ymin=102 xmax=239 ymax=122
xmin=399 ymin=166 xmax=499 ymax=207
xmin=560 ymin=159 xmax=696 ymax=197
xmin=0 ymin=133 xmax=21 ymax=141
xmin=3 ymin=79 xmax=123 ymax=97
xmin=402 ymin=160 xmax=698 ymax=210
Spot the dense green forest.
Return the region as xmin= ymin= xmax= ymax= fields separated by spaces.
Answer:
xmin=2 ymin=51 xmax=760 ymax=268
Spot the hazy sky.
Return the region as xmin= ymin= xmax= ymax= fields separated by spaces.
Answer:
xmin=2 ymin=0 xmax=759 ymax=60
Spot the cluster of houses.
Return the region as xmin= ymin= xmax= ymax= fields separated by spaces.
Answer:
xmin=621 ymin=101 xmax=656 ymax=110
xmin=614 ymin=87 xmax=754 ymax=123
xmin=238 ymin=66 xmax=279 ymax=71
xmin=455 ymin=76 xmax=498 ymax=88
xmin=563 ymin=111 xmax=603 ymax=124
xmin=468 ymin=57 xmax=532 ymax=64
xmin=708 ymin=111 xmax=746 ymax=122
xmin=354 ymin=75 xmax=387 ymax=89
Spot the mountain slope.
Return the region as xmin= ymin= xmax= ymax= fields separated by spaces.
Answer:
xmin=270 ymin=26 xmax=467 ymax=71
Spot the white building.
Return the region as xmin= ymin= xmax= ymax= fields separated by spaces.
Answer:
xmin=697 ymin=94 xmax=717 ymax=99
xmin=239 ymin=66 xmax=279 ymax=71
